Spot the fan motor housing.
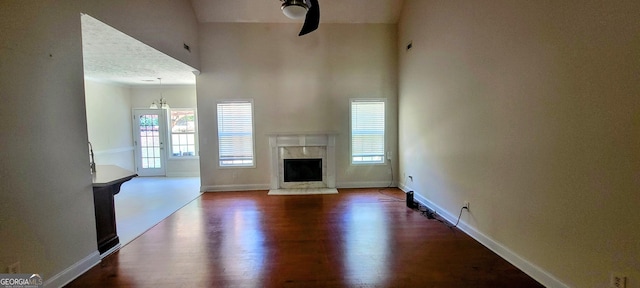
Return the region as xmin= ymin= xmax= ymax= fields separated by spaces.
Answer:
xmin=281 ymin=0 xmax=309 ymax=19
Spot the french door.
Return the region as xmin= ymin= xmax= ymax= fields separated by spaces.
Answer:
xmin=133 ymin=109 xmax=167 ymax=176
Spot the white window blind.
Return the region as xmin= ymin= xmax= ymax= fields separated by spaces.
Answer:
xmin=351 ymin=99 xmax=385 ymax=164
xmin=217 ymin=101 xmax=254 ymax=167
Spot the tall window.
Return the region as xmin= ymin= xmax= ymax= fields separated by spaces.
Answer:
xmin=217 ymin=100 xmax=255 ymax=167
xmin=351 ymin=99 xmax=385 ymax=164
xmin=169 ymin=109 xmax=197 ymax=157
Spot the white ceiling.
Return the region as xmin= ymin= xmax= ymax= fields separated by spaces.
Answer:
xmin=81 ymin=15 xmax=197 ymax=86
xmin=81 ymin=0 xmax=403 ymax=86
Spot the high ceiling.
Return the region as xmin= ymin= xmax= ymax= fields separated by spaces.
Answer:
xmin=190 ymin=0 xmax=403 ymax=24
xmin=81 ymin=1 xmax=403 ymax=86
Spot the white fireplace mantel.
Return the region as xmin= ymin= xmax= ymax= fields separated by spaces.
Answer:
xmin=268 ymin=132 xmax=337 ymax=189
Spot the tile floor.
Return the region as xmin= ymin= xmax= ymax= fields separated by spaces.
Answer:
xmin=114 ymin=177 xmax=202 ymax=246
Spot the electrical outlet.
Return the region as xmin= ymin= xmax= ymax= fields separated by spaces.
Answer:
xmin=7 ymin=261 xmax=20 ymax=274
xmin=611 ymin=272 xmax=626 ymax=288
xmin=463 ymin=201 xmax=470 ymax=210
xmin=408 ymin=175 xmax=413 ymax=182
xmin=386 ymin=151 xmax=392 ymax=160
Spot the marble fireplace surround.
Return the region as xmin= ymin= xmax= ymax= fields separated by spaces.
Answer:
xmin=268 ymin=133 xmax=336 ymax=189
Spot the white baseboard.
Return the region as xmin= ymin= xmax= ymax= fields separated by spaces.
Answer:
xmin=201 ymin=184 xmax=270 ymax=192
xmin=100 ymin=244 xmax=121 ymax=259
xmin=44 ymin=251 xmax=100 ymax=288
xmin=336 ymin=181 xmax=395 ymax=189
xmin=407 ymin=190 xmax=568 ymax=288
xmin=398 ymin=182 xmax=411 ymax=192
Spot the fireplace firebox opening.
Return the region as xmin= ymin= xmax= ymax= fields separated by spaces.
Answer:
xmin=284 ymin=158 xmax=322 ymax=182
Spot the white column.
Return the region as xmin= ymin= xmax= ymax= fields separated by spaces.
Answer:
xmin=326 ymin=135 xmax=336 ymax=188
xmin=269 ymin=136 xmax=279 ymax=189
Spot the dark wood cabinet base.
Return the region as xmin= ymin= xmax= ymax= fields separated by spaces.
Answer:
xmin=91 ymin=165 xmax=136 ymax=256
xmin=97 ymin=236 xmax=120 ymax=255
xmin=93 ymin=184 xmax=120 ymax=255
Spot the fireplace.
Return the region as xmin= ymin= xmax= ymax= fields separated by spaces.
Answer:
xmin=268 ymin=133 xmax=336 ymax=189
xmin=284 ymin=158 xmax=322 ymax=182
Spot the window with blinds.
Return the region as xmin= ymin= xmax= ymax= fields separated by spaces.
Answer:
xmin=217 ymin=101 xmax=255 ymax=167
xmin=351 ymin=99 xmax=385 ymax=164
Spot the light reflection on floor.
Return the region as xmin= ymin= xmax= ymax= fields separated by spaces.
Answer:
xmin=341 ymin=202 xmax=390 ymax=286
xmin=219 ymin=200 xmax=266 ymax=287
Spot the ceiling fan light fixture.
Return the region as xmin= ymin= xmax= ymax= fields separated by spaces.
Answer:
xmin=281 ymin=0 xmax=308 ymax=19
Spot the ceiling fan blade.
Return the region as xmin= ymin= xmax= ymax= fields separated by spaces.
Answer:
xmin=298 ymin=0 xmax=319 ymax=36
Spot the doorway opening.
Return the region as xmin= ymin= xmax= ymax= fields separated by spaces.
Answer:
xmin=81 ymin=14 xmax=201 ymax=248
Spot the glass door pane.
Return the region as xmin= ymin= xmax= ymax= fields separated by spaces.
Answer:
xmin=133 ymin=109 xmax=166 ymax=176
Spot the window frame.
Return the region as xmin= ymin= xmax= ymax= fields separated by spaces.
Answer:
xmin=350 ymin=98 xmax=386 ymax=165
xmin=167 ymin=108 xmax=199 ymax=159
xmin=216 ymin=99 xmax=256 ymax=168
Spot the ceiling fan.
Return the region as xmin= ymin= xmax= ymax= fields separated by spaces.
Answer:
xmin=280 ymin=0 xmax=320 ymax=36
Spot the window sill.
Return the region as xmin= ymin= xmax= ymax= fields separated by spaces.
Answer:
xmin=351 ymin=162 xmax=387 ymax=166
xmin=218 ymin=165 xmax=256 ymax=169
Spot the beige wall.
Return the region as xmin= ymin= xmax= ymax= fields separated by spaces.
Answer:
xmin=0 ymin=0 xmax=198 ymax=285
xmin=398 ymin=1 xmax=640 ymax=287
xmin=197 ymin=23 xmax=398 ymax=190
xmin=85 ymin=80 xmax=135 ymax=170
xmin=130 ymin=85 xmax=197 ymax=110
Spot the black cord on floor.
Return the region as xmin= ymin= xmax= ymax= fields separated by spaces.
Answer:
xmin=411 ymin=201 xmax=467 ymax=229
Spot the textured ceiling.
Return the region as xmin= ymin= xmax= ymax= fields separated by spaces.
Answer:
xmin=190 ymin=0 xmax=403 ymax=24
xmin=81 ymin=14 xmax=197 ymax=86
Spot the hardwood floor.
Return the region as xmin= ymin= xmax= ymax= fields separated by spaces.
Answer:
xmin=67 ymin=188 xmax=543 ymax=287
